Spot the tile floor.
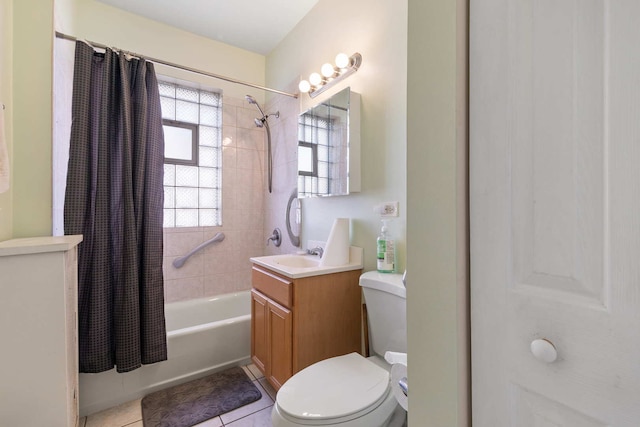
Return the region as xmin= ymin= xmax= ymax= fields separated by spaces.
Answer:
xmin=79 ymin=364 xmax=276 ymax=427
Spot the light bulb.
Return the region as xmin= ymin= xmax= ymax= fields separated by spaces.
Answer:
xmin=321 ymin=63 xmax=336 ymax=78
xmin=298 ymin=79 xmax=311 ymax=93
xmin=309 ymin=72 xmax=322 ymax=86
xmin=335 ymin=53 xmax=350 ymax=69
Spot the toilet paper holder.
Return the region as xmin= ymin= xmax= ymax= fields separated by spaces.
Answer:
xmin=385 ymin=351 xmax=408 ymax=409
xmin=398 ymin=377 xmax=408 ymax=396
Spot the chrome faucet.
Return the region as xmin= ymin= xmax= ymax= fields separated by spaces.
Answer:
xmin=307 ymin=246 xmax=324 ymax=258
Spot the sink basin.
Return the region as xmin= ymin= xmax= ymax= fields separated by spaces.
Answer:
xmin=272 ymin=255 xmax=320 ymax=268
xmin=250 ymin=247 xmax=363 ymax=279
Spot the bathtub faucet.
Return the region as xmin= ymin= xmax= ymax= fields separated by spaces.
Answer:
xmin=267 ymin=228 xmax=282 ymax=247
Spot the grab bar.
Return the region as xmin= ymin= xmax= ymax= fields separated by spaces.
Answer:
xmin=172 ymin=232 xmax=225 ymax=268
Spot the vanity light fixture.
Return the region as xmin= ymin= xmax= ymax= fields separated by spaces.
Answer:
xmin=298 ymin=52 xmax=362 ymax=98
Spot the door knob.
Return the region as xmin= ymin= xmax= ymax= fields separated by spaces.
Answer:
xmin=530 ymin=338 xmax=557 ymax=363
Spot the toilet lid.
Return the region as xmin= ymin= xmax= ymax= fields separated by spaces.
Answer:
xmin=276 ymin=353 xmax=390 ymax=422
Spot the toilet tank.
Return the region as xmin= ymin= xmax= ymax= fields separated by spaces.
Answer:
xmin=359 ymin=271 xmax=407 ymax=357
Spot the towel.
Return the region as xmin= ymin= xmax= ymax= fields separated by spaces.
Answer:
xmin=0 ymin=106 xmax=9 ymax=193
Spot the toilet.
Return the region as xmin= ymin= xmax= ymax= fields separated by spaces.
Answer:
xmin=271 ymin=271 xmax=407 ymax=427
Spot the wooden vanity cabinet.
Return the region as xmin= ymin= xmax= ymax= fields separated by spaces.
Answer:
xmin=250 ymin=265 xmax=362 ymax=390
xmin=251 ymin=288 xmax=293 ymax=389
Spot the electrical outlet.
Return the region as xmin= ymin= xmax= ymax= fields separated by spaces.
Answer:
xmin=378 ymin=201 xmax=399 ymax=217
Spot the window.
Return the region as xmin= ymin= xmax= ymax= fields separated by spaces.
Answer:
xmin=159 ymin=80 xmax=222 ymax=227
xmin=298 ymin=112 xmax=332 ymax=197
xmin=297 ymin=141 xmax=318 ymax=177
xmin=163 ymin=120 xmax=198 ymax=165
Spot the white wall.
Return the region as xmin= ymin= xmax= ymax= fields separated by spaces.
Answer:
xmin=265 ymin=0 xmax=408 ymax=273
xmin=52 ymin=38 xmax=74 ymax=237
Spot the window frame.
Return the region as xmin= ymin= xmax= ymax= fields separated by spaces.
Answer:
xmin=297 ymin=141 xmax=318 ymax=177
xmin=162 ymin=119 xmax=199 ymax=166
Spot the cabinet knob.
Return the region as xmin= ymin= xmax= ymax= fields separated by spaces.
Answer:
xmin=530 ymin=338 xmax=557 ymax=363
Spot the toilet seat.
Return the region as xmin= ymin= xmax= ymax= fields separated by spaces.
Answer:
xmin=275 ymin=353 xmax=391 ymax=425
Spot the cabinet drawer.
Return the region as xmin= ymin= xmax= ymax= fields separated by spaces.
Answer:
xmin=252 ymin=266 xmax=292 ymax=308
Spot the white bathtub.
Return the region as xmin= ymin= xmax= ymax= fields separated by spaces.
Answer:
xmin=79 ymin=291 xmax=251 ymax=416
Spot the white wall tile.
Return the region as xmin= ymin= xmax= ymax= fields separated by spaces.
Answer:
xmin=163 ymin=231 xmax=204 ymax=257
xmin=237 ymin=127 xmax=265 ymax=151
xmin=222 ymin=126 xmax=237 ymax=148
xmin=236 ymin=148 xmax=264 ymax=171
xmin=163 ymin=252 xmax=204 ymax=280
xmin=236 ymin=106 xmax=259 ymax=130
xmin=162 ymin=95 xmax=267 ymax=301
xmin=222 ymin=145 xmax=238 ymax=169
xmin=222 ymin=104 xmax=237 ymax=128
xmin=164 ymin=276 xmax=204 ymax=303
xmin=203 ymin=273 xmax=237 ymax=296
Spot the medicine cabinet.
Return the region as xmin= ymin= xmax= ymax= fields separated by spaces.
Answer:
xmin=297 ymin=87 xmax=361 ymax=198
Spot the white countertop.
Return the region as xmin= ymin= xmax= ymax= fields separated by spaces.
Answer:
xmin=0 ymin=235 xmax=83 ymax=257
xmin=251 ymin=246 xmax=363 ymax=279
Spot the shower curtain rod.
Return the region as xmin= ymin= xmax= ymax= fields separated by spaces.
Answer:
xmin=55 ymin=31 xmax=298 ymax=99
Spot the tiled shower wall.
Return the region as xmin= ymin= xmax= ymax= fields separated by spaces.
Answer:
xmin=263 ymin=87 xmax=302 ymax=257
xmin=162 ymin=95 xmax=268 ymax=303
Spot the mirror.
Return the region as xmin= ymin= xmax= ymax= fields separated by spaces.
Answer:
xmin=297 ymin=87 xmax=361 ymax=197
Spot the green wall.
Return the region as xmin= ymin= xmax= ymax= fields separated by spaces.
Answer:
xmin=0 ymin=0 xmax=13 ymax=241
xmin=407 ymin=0 xmax=470 ymax=425
xmin=12 ymin=0 xmax=54 ymax=237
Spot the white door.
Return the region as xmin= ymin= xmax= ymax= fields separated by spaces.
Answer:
xmin=470 ymin=0 xmax=640 ymax=425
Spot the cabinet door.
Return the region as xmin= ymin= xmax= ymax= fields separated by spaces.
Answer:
xmin=250 ymin=290 xmax=268 ymax=374
xmin=267 ymin=299 xmax=292 ymax=390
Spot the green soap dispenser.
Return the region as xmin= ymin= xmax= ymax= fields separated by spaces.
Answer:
xmin=376 ymin=219 xmax=396 ymax=273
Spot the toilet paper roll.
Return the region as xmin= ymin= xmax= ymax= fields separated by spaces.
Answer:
xmin=390 ymin=362 xmax=408 ymax=411
xmin=319 ymin=218 xmax=350 ymax=267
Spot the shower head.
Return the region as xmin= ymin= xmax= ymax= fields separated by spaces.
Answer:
xmin=246 ymin=94 xmax=279 ymax=128
xmin=245 ymin=94 xmax=266 ymax=117
xmin=245 ymin=94 xmax=278 ymax=194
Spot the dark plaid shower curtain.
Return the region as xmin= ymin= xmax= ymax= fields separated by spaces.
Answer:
xmin=64 ymin=42 xmax=167 ymax=373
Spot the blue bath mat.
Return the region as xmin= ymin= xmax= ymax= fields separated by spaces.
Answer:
xmin=141 ymin=366 xmax=262 ymax=427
